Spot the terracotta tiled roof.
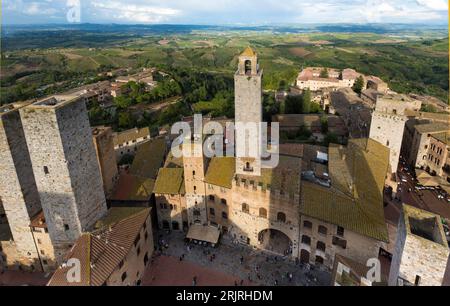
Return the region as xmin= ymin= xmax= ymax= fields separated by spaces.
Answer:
xmin=205 ymin=157 xmax=236 ymax=189
xmin=415 ymin=122 xmax=449 ymax=134
xmin=110 ymin=173 xmax=154 ymax=202
xmin=154 ymin=168 xmax=184 ymax=195
xmin=236 ymin=155 xmax=302 ymax=197
xmin=130 ymin=138 xmax=167 ymax=179
xmin=300 ymin=139 xmax=389 ymax=242
xmin=113 ymin=127 xmax=150 ymax=146
xmin=48 ymin=208 xmax=150 ymax=286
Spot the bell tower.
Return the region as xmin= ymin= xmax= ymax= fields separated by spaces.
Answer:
xmin=234 ymin=47 xmax=263 ymax=176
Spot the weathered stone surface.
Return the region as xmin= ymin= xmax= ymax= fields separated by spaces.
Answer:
xmin=20 ymin=97 xmax=107 ymax=261
xmin=0 ymin=104 xmax=42 ymax=270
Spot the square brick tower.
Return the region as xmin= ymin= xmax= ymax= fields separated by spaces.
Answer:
xmin=234 ymin=47 xmax=263 ymax=176
xmin=389 ymin=204 xmax=449 ymax=286
xmin=0 ymin=102 xmax=42 ymax=270
xmin=19 ymin=96 xmax=107 ymax=260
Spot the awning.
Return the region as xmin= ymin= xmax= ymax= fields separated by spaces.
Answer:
xmin=186 ymin=224 xmax=220 ymax=244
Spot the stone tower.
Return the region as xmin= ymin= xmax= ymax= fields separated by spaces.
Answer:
xmin=182 ymin=132 xmax=208 ymax=226
xmin=388 ymin=204 xmax=449 ymax=286
xmin=235 ymin=47 xmax=263 ymax=176
xmin=369 ymin=94 xmax=421 ymax=176
xmin=92 ymin=126 xmax=119 ymax=198
xmin=19 ymin=96 xmax=108 ymax=261
xmin=0 ymin=102 xmax=42 ymax=270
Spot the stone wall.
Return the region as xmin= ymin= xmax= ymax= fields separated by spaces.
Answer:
xmin=369 ymin=112 xmax=407 ymax=174
xmin=106 ymin=214 xmax=153 ymax=286
xmin=205 ymin=184 xmax=232 ymax=230
xmin=183 ymin=143 xmax=208 ymax=225
xmin=31 ymin=227 xmax=57 ymax=272
xmin=20 ymin=99 xmax=107 ymax=261
xmin=0 ymin=106 xmax=42 ymax=270
xmin=229 ymin=181 xmax=300 ymax=257
xmin=299 ymin=216 xmax=383 ymax=269
xmin=92 ymin=127 xmax=119 ymax=197
xmin=389 ymin=207 xmax=450 ymax=286
xmin=234 ymin=67 xmax=263 ymax=176
xmin=155 ymin=193 xmax=184 ymax=230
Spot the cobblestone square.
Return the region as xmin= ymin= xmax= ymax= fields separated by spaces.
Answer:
xmin=146 ymin=230 xmax=331 ymax=286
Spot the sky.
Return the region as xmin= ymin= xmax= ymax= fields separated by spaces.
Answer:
xmin=2 ymin=0 xmax=449 ymax=25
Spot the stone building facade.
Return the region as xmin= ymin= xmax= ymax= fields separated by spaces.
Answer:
xmin=92 ymin=126 xmax=119 ymax=197
xmin=113 ymin=127 xmax=150 ymax=160
xmin=182 ymin=139 xmax=209 ymax=226
xmin=48 ymin=208 xmax=153 ymax=286
xmin=30 ymin=211 xmax=57 ymax=272
xmin=152 ymin=49 xmax=391 ymax=271
xmin=153 ymin=167 xmax=186 ymax=231
xmin=389 ymin=205 xmax=449 ymax=286
xmin=0 ymin=102 xmax=42 ymax=271
xmin=19 ymin=96 xmax=107 ymax=262
xmin=402 ymin=120 xmax=449 ymax=177
xmin=369 ymin=94 xmax=422 ymax=176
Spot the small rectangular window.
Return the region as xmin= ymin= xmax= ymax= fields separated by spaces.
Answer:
xmin=337 ymin=226 xmax=344 ymax=237
xmin=64 ymin=224 xmax=69 ymax=231
xmin=44 ymin=166 xmax=49 ymax=175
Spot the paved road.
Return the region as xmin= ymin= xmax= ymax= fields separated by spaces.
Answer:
xmin=395 ymin=166 xmax=450 ymax=221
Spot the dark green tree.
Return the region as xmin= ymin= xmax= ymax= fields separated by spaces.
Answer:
xmin=302 ymin=88 xmax=312 ymax=114
xmin=320 ymin=68 xmax=329 ymax=78
xmin=353 ymin=76 xmax=365 ymax=94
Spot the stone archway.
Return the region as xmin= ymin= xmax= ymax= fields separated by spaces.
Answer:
xmin=258 ymin=228 xmax=293 ymax=256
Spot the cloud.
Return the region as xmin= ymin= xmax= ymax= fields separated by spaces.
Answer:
xmin=2 ymin=0 xmax=448 ymax=24
xmin=4 ymin=0 xmax=58 ymax=16
xmin=416 ymin=0 xmax=448 ymax=11
xmin=90 ymin=1 xmax=181 ymax=23
xmin=24 ymin=2 xmax=58 ymax=15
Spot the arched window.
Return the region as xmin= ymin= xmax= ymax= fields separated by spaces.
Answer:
xmin=245 ymin=60 xmax=252 ymax=75
xmin=301 ymin=235 xmax=311 ymax=245
xmin=318 ymin=225 xmax=328 ymax=235
xmin=242 ymin=203 xmax=250 ymax=214
xmin=315 ymin=256 xmax=324 ymax=265
xmin=259 ymin=208 xmax=267 ymax=219
xmin=222 ymin=212 xmax=228 ymax=219
xmin=221 ymin=199 xmax=227 ymax=205
xmin=316 ymin=241 xmax=326 ymax=252
xmin=277 ymin=212 xmax=286 ymax=223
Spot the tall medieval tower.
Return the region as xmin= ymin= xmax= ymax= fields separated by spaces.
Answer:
xmin=234 ymin=47 xmax=263 ymax=176
xmin=0 ymin=102 xmax=42 ymax=270
xmin=182 ymin=133 xmax=208 ymax=226
xmin=19 ymin=96 xmax=108 ymax=261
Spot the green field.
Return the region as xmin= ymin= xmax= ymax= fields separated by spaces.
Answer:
xmin=1 ymin=31 xmax=449 ymax=106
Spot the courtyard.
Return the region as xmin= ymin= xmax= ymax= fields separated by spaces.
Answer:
xmin=144 ymin=230 xmax=331 ymax=286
